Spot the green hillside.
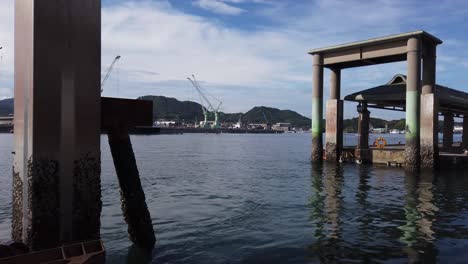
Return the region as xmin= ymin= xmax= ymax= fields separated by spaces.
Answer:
xmin=138 ymin=96 xmax=311 ymax=128
xmin=243 ymin=106 xmax=311 ymax=128
xmin=0 ymin=98 xmax=14 ymax=116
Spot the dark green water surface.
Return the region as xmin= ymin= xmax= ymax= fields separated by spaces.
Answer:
xmin=1 ymin=133 xmax=468 ymax=263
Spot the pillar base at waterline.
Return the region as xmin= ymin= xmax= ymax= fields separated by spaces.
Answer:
xmin=325 ymin=99 xmax=343 ymax=162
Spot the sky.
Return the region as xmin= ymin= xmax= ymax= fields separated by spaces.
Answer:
xmin=1 ymin=0 xmax=468 ymax=119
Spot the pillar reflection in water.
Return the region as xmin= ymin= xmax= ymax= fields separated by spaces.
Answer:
xmin=356 ymin=165 xmax=371 ymax=240
xmin=399 ymin=170 xmax=438 ymax=262
xmin=309 ymin=163 xmax=344 ymax=260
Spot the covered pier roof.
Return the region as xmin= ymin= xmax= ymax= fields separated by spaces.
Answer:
xmin=344 ymin=74 xmax=468 ymax=114
xmin=308 ymin=30 xmax=442 ymax=69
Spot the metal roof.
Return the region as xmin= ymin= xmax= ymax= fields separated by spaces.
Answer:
xmin=344 ymin=74 xmax=468 ymax=114
xmin=309 ymin=30 xmax=442 ymax=55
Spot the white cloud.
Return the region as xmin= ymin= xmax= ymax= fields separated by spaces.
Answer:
xmin=0 ymin=87 xmax=13 ymax=99
xmin=193 ymin=0 xmax=245 ymax=15
xmin=2 ymin=0 xmax=468 ymax=118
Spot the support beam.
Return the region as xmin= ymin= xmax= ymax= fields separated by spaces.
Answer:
xmin=108 ymin=126 xmax=156 ymax=249
xmin=420 ymin=44 xmax=438 ymax=169
xmin=443 ymin=113 xmax=454 ymax=150
xmin=404 ymin=37 xmax=421 ymax=169
xmin=330 ymin=68 xmax=341 ymax=100
xmin=463 ymin=115 xmax=468 ymax=150
xmin=13 ymin=0 xmax=101 ymax=250
xmin=325 ymin=100 xmax=343 ymax=162
xmin=325 ymin=68 xmax=342 ymax=162
xmin=355 ymin=103 xmax=371 ymax=162
xmin=312 ymin=54 xmax=324 ymax=162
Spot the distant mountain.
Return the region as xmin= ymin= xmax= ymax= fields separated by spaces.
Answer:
xmin=0 ymin=98 xmax=14 ymax=116
xmin=137 ymin=95 xmax=205 ymax=122
xmin=138 ymin=95 xmax=311 ymax=128
xmin=243 ymin=106 xmax=311 ymax=128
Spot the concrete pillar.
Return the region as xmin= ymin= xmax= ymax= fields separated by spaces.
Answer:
xmin=420 ymin=44 xmax=438 ymax=169
xmin=325 ymin=68 xmax=343 ymax=162
xmin=355 ymin=102 xmax=371 ymax=162
xmin=405 ymin=37 xmax=421 ymax=169
xmin=312 ymin=54 xmax=324 ymax=162
xmin=463 ymin=115 xmax=468 ymax=149
xmin=13 ymin=0 xmax=101 ymax=250
xmin=443 ymin=113 xmax=454 ymax=150
xmin=330 ymin=68 xmax=340 ymax=100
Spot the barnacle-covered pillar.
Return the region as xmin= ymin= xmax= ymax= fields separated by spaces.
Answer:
xmin=13 ymin=0 xmax=101 ymax=250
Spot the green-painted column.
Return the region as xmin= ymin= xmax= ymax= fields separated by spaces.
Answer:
xmin=405 ymin=37 xmax=421 ymax=170
xmin=312 ymin=54 xmax=324 ymax=162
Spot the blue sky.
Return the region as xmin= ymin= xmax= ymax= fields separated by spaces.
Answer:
xmin=1 ymin=0 xmax=468 ymax=119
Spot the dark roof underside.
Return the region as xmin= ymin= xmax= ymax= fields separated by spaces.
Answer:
xmin=344 ymin=74 xmax=468 ymax=114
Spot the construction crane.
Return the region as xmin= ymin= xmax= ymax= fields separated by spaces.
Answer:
xmin=262 ymin=110 xmax=272 ymax=130
xmin=187 ymin=74 xmax=222 ymax=128
xmin=101 ymin=55 xmax=121 ymax=93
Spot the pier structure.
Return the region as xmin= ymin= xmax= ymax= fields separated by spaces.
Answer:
xmin=12 ymin=0 xmax=155 ymax=251
xmin=309 ymin=31 xmax=442 ymax=169
xmin=14 ymin=0 xmax=102 ymax=249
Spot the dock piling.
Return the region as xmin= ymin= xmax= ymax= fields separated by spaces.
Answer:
xmin=312 ymin=54 xmax=324 ymax=162
xmin=404 ymin=37 xmax=422 ymax=169
xmin=108 ymin=125 xmax=156 ymax=249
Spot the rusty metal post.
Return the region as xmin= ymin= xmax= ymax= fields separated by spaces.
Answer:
xmin=13 ymin=0 xmax=102 ymax=250
xmin=442 ymin=112 xmax=454 ymax=150
xmin=312 ymin=54 xmax=324 ymax=162
xmin=405 ymin=37 xmax=421 ymax=170
xmin=325 ymin=67 xmax=343 ymax=162
xmin=420 ymin=44 xmax=438 ymax=169
xmin=108 ymin=127 xmax=156 ymax=249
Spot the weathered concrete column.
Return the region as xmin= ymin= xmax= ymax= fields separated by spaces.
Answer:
xmin=13 ymin=0 xmax=101 ymax=250
xmin=325 ymin=68 xmax=343 ymax=162
xmin=405 ymin=37 xmax=421 ymax=169
xmin=463 ymin=115 xmax=468 ymax=149
xmin=355 ymin=102 xmax=371 ymax=162
xmin=442 ymin=112 xmax=454 ymax=150
xmin=312 ymin=54 xmax=324 ymax=162
xmin=420 ymin=44 xmax=438 ymax=169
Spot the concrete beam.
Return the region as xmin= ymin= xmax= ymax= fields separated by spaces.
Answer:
xmin=312 ymin=54 xmax=324 ymax=162
xmin=404 ymin=37 xmax=421 ymax=169
xmin=13 ymin=0 xmax=101 ymax=250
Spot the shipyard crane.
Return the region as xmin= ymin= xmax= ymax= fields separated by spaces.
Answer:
xmin=101 ymin=55 xmax=121 ymax=93
xmin=187 ymin=74 xmax=223 ymax=128
xmin=262 ymin=110 xmax=272 ymax=130
xmin=187 ymin=76 xmax=210 ymax=128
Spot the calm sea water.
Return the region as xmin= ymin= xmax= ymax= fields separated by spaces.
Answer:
xmin=1 ymin=133 xmax=468 ymax=263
